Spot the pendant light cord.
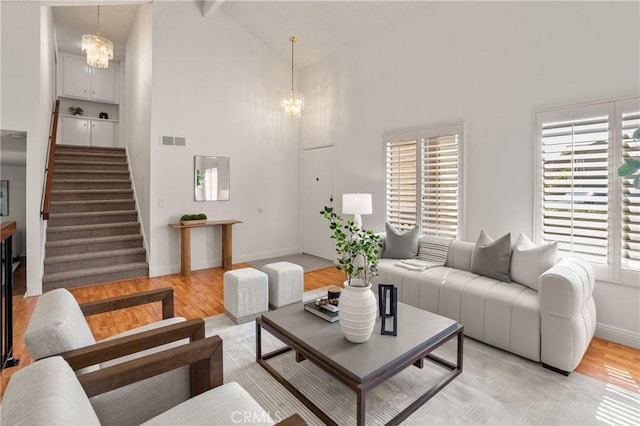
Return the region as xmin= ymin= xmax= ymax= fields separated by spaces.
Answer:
xmin=290 ymin=36 xmax=296 ymax=92
xmin=97 ymin=6 xmax=101 ymax=36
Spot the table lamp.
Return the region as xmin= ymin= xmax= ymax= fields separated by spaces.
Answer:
xmin=342 ymin=193 xmax=372 ymax=229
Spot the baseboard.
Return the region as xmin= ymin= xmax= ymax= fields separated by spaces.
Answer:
xmin=595 ymin=323 xmax=640 ymax=349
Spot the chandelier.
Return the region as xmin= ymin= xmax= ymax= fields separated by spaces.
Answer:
xmin=82 ymin=6 xmax=114 ymax=68
xmin=281 ymin=36 xmax=304 ymax=118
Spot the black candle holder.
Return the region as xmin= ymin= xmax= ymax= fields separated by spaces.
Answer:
xmin=378 ymin=284 xmax=398 ymax=336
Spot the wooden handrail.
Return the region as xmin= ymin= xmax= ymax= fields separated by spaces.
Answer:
xmin=41 ymin=99 xmax=60 ymax=220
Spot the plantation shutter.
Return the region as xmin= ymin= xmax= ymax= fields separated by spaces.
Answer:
xmin=421 ymin=134 xmax=459 ymax=238
xmin=540 ymin=113 xmax=610 ymax=264
xmin=385 ymin=139 xmax=418 ymax=231
xmin=621 ymin=111 xmax=640 ymax=270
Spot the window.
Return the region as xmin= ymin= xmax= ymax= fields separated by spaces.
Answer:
xmin=535 ymin=96 xmax=640 ymax=283
xmin=385 ymin=123 xmax=464 ymax=238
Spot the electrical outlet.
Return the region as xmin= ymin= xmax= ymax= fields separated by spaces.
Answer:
xmin=158 ymin=197 xmax=167 ymax=207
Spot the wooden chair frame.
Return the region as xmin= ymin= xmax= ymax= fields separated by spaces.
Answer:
xmin=79 ymin=287 xmax=175 ymax=319
xmin=60 ymin=321 xmax=305 ymax=425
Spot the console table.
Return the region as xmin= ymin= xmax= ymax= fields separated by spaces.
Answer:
xmin=169 ymin=220 xmax=242 ymax=276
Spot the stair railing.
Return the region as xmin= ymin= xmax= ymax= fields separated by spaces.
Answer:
xmin=41 ymin=99 xmax=60 ymax=220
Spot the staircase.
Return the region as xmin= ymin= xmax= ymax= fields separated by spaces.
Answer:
xmin=43 ymin=144 xmax=149 ymax=291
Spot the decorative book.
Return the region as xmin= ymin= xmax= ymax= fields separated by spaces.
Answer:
xmin=304 ymin=301 xmax=339 ymax=323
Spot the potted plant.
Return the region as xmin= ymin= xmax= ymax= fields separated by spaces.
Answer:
xmin=68 ymin=106 xmax=84 ymax=116
xmin=320 ymin=206 xmax=380 ymax=286
xmin=320 ymin=206 xmax=380 ymax=343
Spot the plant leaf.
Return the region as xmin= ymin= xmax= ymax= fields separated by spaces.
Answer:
xmin=618 ymin=160 xmax=640 ymax=177
xmin=634 ymin=174 xmax=640 ymax=189
xmin=633 ymin=128 xmax=640 ymax=141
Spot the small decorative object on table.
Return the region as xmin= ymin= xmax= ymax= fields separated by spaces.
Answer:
xmin=68 ymin=106 xmax=84 ymax=116
xmin=378 ymin=284 xmax=398 ymax=336
xmin=304 ymin=298 xmax=339 ymax=323
xmin=180 ymin=213 xmax=207 ymax=225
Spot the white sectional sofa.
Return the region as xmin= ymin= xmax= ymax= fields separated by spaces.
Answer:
xmin=372 ymin=237 xmax=597 ymax=375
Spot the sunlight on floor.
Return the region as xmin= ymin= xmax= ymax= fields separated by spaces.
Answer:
xmin=596 ymin=365 xmax=640 ymax=425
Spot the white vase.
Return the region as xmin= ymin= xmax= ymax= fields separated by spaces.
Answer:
xmin=338 ymin=280 xmax=377 ymax=343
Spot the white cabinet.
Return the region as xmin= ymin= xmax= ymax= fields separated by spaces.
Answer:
xmin=58 ymin=116 xmax=117 ymax=147
xmin=90 ymin=120 xmax=115 ymax=147
xmin=58 ymin=53 xmax=119 ymax=103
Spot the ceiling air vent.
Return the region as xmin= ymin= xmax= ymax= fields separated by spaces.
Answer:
xmin=161 ymin=136 xmax=186 ymax=148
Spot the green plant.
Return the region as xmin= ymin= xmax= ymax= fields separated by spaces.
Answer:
xmin=180 ymin=213 xmax=207 ymax=221
xmin=320 ymin=206 xmax=380 ymax=287
xmin=618 ymin=128 xmax=640 ymax=189
xmin=68 ymin=106 xmax=84 ymax=116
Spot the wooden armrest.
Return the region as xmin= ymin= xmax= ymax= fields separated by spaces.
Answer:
xmin=275 ymin=413 xmax=307 ymax=426
xmin=79 ymin=287 xmax=174 ymax=319
xmin=78 ymin=335 xmax=223 ymax=398
xmin=61 ymin=318 xmax=205 ymax=371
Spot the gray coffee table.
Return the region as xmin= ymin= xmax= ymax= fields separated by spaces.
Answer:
xmin=256 ymin=302 xmax=463 ymax=425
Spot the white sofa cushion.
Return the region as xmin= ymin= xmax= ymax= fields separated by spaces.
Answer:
xmin=142 ymin=382 xmax=274 ymax=425
xmin=1 ymin=356 xmax=101 ymax=426
xmin=23 ymin=288 xmax=96 ymax=361
xmin=510 ymin=233 xmax=558 ymax=291
xmin=470 ymin=231 xmax=512 ymax=282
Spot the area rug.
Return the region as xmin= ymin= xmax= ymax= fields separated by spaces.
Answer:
xmin=248 ymin=253 xmax=334 ymax=273
xmin=203 ymin=314 xmax=639 ymax=425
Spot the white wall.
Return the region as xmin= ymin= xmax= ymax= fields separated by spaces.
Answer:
xmin=122 ymin=3 xmax=153 ymax=254
xmin=0 ymin=165 xmax=26 ymax=257
xmin=1 ymin=3 xmax=55 ymax=296
xmin=300 ymin=2 xmax=640 ymax=346
xmin=148 ymin=3 xmax=300 ymax=275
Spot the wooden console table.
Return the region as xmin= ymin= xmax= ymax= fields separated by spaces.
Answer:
xmin=169 ymin=220 xmax=242 ymax=276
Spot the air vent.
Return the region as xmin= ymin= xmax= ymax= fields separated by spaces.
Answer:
xmin=161 ymin=136 xmax=186 ymax=148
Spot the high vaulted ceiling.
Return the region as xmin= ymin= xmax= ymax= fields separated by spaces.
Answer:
xmin=51 ymin=1 xmax=427 ymax=68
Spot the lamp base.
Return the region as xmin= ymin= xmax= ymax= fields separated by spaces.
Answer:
xmin=353 ymin=214 xmax=363 ymax=229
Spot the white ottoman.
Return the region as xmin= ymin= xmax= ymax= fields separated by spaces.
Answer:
xmin=263 ymin=262 xmax=304 ymax=309
xmin=224 ymin=268 xmax=268 ymax=324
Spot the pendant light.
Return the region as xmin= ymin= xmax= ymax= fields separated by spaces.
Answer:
xmin=280 ymin=36 xmax=304 ymax=118
xmin=82 ymin=6 xmax=114 ymax=68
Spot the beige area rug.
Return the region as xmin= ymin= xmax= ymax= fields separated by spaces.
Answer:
xmin=203 ymin=313 xmax=640 ymax=426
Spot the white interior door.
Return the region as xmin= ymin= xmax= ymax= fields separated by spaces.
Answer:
xmin=302 ymin=146 xmax=335 ymax=261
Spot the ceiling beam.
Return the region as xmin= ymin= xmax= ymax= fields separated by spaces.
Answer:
xmin=201 ymin=0 xmax=225 ymax=18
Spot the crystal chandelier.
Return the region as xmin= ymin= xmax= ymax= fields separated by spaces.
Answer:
xmin=82 ymin=6 xmax=113 ymax=68
xmin=281 ymin=36 xmax=304 ymax=118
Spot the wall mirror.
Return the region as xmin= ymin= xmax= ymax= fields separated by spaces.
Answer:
xmin=194 ymin=156 xmax=230 ymax=201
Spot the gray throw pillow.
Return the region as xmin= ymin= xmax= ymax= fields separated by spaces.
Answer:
xmin=470 ymin=231 xmax=512 ymax=282
xmin=382 ymin=223 xmax=420 ymax=259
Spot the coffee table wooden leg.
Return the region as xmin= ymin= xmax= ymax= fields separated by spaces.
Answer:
xmin=356 ymin=388 xmax=366 ymax=426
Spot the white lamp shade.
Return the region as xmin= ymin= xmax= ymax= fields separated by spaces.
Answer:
xmin=342 ymin=193 xmax=372 ymax=215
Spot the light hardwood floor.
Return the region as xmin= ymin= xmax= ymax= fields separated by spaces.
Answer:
xmin=1 ymin=264 xmax=638 ymax=398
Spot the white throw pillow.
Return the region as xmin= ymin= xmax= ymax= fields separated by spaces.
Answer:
xmin=510 ymin=233 xmax=558 ymax=291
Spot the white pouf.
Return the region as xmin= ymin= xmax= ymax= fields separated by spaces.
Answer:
xmin=263 ymin=262 xmax=304 ymax=309
xmin=223 ymin=268 xmax=268 ymax=324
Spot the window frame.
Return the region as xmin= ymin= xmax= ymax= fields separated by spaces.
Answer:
xmin=384 ymin=122 xmax=465 ymax=239
xmin=534 ymin=96 xmax=640 ymax=286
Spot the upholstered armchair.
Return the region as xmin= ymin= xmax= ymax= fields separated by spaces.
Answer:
xmin=2 ymin=334 xmax=306 ymax=425
xmin=22 ymin=287 xmax=197 ymax=425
